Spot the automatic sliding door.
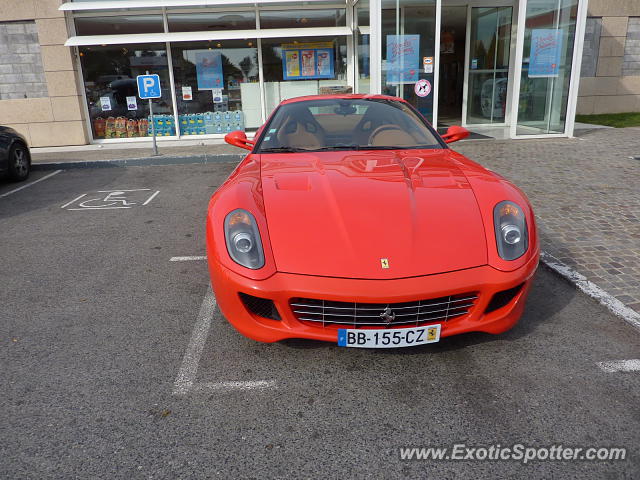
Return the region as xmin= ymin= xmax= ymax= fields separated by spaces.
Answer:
xmin=465 ymin=7 xmax=512 ymax=125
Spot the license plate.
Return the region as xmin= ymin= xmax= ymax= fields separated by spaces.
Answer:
xmin=337 ymin=324 xmax=441 ymax=348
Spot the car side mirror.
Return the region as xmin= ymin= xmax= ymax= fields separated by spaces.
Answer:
xmin=224 ymin=130 xmax=255 ymax=151
xmin=441 ymin=125 xmax=470 ymax=144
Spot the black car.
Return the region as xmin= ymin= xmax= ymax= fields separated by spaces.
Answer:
xmin=0 ymin=126 xmax=31 ymax=181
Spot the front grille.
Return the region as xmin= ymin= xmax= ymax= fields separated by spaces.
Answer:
xmin=289 ymin=293 xmax=478 ymax=328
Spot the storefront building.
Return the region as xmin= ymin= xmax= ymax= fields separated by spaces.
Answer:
xmin=0 ymin=0 xmax=591 ymax=145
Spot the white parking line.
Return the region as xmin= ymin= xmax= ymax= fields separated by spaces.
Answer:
xmin=173 ymin=284 xmax=276 ymax=395
xmin=170 ymin=256 xmax=207 ymax=262
xmin=597 ymin=359 xmax=640 ymax=373
xmin=541 ymin=251 xmax=640 ymax=333
xmin=0 ymin=170 xmax=61 ymax=199
xmin=194 ymin=381 xmax=277 ymax=392
xmin=173 ymin=286 xmax=217 ymax=395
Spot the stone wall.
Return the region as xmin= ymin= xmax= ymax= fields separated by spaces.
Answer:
xmin=577 ymin=0 xmax=640 ymax=115
xmin=0 ymin=0 xmax=88 ymax=147
xmin=0 ymin=21 xmax=48 ymax=100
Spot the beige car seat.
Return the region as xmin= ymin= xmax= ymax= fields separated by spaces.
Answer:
xmin=277 ymin=115 xmax=325 ymax=150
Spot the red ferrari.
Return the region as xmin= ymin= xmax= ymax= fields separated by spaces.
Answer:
xmin=206 ymin=94 xmax=538 ymax=348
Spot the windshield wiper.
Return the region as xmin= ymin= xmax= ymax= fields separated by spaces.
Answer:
xmin=259 ymin=147 xmax=312 ymax=153
xmin=311 ymin=145 xmax=362 ymax=151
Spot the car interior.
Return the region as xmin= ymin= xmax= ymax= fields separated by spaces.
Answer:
xmin=261 ymin=100 xmax=441 ymax=151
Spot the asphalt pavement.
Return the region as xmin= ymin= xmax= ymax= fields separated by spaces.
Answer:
xmin=1 ymin=164 xmax=639 ymax=479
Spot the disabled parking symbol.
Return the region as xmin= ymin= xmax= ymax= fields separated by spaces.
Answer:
xmin=61 ymin=189 xmax=160 ymax=211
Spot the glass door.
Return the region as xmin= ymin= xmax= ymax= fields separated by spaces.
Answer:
xmin=464 ymin=6 xmax=513 ymax=125
xmin=381 ymin=0 xmax=437 ymax=123
xmin=514 ymin=0 xmax=578 ymax=136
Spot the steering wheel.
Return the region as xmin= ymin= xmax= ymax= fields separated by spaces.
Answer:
xmin=368 ymin=124 xmax=404 ymax=146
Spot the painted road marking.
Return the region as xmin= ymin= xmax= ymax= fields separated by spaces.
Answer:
xmin=194 ymin=381 xmax=277 ymax=392
xmin=173 ymin=285 xmax=216 ymax=395
xmin=61 ymin=188 xmax=160 ymax=210
xmin=170 ymin=256 xmax=207 ymax=262
xmin=541 ymin=251 xmax=640 ymax=333
xmin=0 ymin=170 xmax=61 ymax=199
xmin=173 ymin=284 xmax=276 ymax=395
xmin=597 ymin=359 xmax=640 ymax=373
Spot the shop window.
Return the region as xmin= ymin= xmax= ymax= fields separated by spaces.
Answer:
xmin=167 ymin=12 xmax=256 ymax=32
xmin=261 ymin=36 xmax=349 ymax=117
xmin=80 ymin=44 xmax=174 ymax=140
xmin=171 ymin=40 xmax=260 ymax=133
xmin=259 ymin=9 xmax=346 ymax=29
xmin=75 ymin=15 xmax=164 ymax=36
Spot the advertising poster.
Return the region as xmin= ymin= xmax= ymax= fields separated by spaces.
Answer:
xmin=285 ymin=51 xmax=300 ymax=78
xmin=386 ymin=35 xmax=420 ymax=84
xmin=212 ymin=88 xmax=223 ymax=103
xmin=282 ymin=43 xmax=334 ymax=80
xmin=529 ymin=29 xmax=563 ymax=78
xmin=195 ymin=51 xmax=224 ymax=89
xmin=317 ymin=49 xmax=332 ymax=76
xmin=301 ymin=50 xmax=315 ymax=77
xmin=100 ymin=96 xmax=112 ymax=111
xmin=182 ymin=86 xmax=192 ymax=100
xmin=126 ymin=96 xmax=137 ymax=110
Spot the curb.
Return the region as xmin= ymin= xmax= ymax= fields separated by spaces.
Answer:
xmin=32 ymin=153 xmax=245 ymax=170
xmin=540 ymin=251 xmax=640 ymax=332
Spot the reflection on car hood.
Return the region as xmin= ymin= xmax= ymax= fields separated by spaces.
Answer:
xmin=260 ymin=149 xmax=488 ymax=279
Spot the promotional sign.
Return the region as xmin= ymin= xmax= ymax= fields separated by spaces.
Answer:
xmin=212 ymin=88 xmax=223 ymax=103
xmin=100 ymin=96 xmax=112 ymax=111
xmin=471 ymin=58 xmax=478 ymax=70
xmin=414 ymin=79 xmax=431 ymax=98
xmin=281 ymin=42 xmax=335 ymax=80
xmin=126 ymin=96 xmax=137 ymax=110
xmin=195 ymin=51 xmax=224 ymax=89
xmin=386 ymin=35 xmax=420 ymax=84
xmin=423 ymin=56 xmax=433 ymax=74
xmin=529 ymin=29 xmax=563 ymax=78
xmin=182 ymin=86 xmax=192 ymax=101
xmin=136 ymin=74 xmax=161 ymax=99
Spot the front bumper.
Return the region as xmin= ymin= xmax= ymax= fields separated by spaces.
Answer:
xmin=208 ymin=252 xmax=539 ymax=343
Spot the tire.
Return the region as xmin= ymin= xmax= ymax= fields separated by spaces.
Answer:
xmin=7 ymin=143 xmax=30 ymax=182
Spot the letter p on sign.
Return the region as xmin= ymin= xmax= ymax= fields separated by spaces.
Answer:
xmin=136 ymin=74 xmax=161 ymax=99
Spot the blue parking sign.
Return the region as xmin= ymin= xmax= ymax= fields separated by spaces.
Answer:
xmin=137 ymin=74 xmax=161 ymax=99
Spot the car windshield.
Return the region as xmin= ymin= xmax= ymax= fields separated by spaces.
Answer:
xmin=256 ymin=98 xmax=443 ymax=153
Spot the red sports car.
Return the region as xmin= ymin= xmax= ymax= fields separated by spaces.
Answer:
xmin=206 ymin=94 xmax=538 ymax=348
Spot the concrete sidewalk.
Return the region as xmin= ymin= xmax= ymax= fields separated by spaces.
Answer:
xmin=30 ymin=139 xmax=246 ymax=167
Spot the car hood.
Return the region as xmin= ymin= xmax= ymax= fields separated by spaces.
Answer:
xmin=260 ymin=149 xmax=487 ymax=279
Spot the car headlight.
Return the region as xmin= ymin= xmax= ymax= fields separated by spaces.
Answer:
xmin=493 ymin=201 xmax=528 ymax=261
xmin=224 ymin=209 xmax=265 ymax=269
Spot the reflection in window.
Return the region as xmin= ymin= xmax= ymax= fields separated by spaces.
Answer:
xmin=171 ymin=40 xmax=260 ymax=132
xmin=167 ymin=12 xmax=256 ymax=32
xmin=75 ymin=15 xmax=164 ymax=35
xmin=261 ymin=37 xmax=349 ymax=118
xmin=79 ymin=44 xmax=174 ymax=139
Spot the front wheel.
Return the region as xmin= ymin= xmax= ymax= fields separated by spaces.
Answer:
xmin=8 ymin=143 xmax=30 ymax=181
